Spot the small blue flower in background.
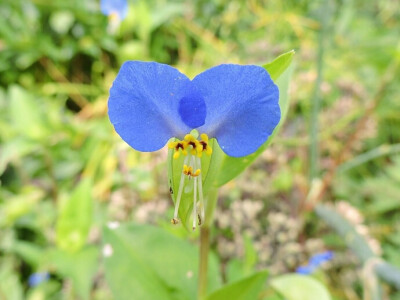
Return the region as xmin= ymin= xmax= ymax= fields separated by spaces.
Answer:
xmin=296 ymin=251 xmax=334 ymax=275
xmin=100 ymin=0 xmax=128 ymax=21
xmin=108 ymin=61 xmax=280 ymax=157
xmin=28 ymin=272 xmax=50 ymax=287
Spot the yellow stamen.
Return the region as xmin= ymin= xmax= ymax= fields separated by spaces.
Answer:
xmin=183 ymin=164 xmax=201 ymax=177
xmin=108 ymin=11 xmax=119 ymax=22
xmin=200 ymin=133 xmax=208 ymax=142
xmin=168 ymin=139 xmax=189 ymax=160
xmin=169 ymin=133 xmax=212 ymax=229
xmin=172 ymin=156 xmax=189 ymax=224
xmin=168 ymin=141 xmax=176 ymax=149
xmin=198 ymin=133 xmax=212 ymax=157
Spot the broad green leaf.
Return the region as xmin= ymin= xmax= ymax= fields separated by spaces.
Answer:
xmin=56 ymin=179 xmax=93 ymax=253
xmin=207 ymin=270 xmax=268 ymax=300
xmin=10 ymin=241 xmax=43 ymax=268
xmin=0 ymin=138 xmax=37 ymax=176
xmin=48 ymin=246 xmax=99 ymax=300
xmin=103 ymin=223 xmax=221 ymax=300
xmin=0 ymin=186 xmax=43 ymax=227
xmin=8 ymin=85 xmax=47 ymax=140
xmin=263 ymin=50 xmax=295 ymax=81
xmin=0 ymin=260 xmax=24 ymax=300
xmin=270 ymin=274 xmax=331 ymax=300
xmin=216 ymin=52 xmax=294 ymax=186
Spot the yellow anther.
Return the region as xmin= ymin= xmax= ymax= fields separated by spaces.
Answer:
xmin=198 ymin=133 xmax=212 ymax=157
xmin=169 ymin=139 xmax=189 ymax=159
xmin=184 ymin=134 xmax=200 ymax=154
xmin=168 ymin=141 xmax=177 ymax=149
xmin=108 ymin=11 xmax=119 ymax=22
xmin=182 ymin=164 xmax=200 ymax=177
xmin=200 ymin=133 xmax=209 ymax=142
xmin=184 ymin=134 xmax=195 ymax=141
xmin=183 ymin=164 xmax=190 ymax=175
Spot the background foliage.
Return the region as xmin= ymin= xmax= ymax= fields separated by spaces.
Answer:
xmin=0 ymin=0 xmax=399 ymax=299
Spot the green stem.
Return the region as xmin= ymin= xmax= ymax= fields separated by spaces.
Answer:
xmin=198 ymin=226 xmax=210 ymax=300
xmin=310 ymin=0 xmax=330 ymax=180
xmin=198 ymin=188 xmax=218 ymax=299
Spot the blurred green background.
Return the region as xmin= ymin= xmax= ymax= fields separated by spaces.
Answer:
xmin=0 ymin=0 xmax=399 ymax=299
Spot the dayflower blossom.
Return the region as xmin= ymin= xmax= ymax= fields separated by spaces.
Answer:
xmin=100 ymin=0 xmax=128 ymax=34
xmin=108 ymin=61 xmax=280 ymax=229
xmin=100 ymin=0 xmax=128 ymax=21
xmin=28 ymin=272 xmax=50 ymax=287
xmin=296 ymin=251 xmax=334 ymax=275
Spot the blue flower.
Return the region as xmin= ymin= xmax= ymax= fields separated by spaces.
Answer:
xmin=108 ymin=61 xmax=280 ymax=228
xmin=100 ymin=0 xmax=128 ymax=20
xmin=28 ymin=272 xmax=50 ymax=287
xmin=108 ymin=61 xmax=280 ymax=158
xmin=296 ymin=251 xmax=334 ymax=275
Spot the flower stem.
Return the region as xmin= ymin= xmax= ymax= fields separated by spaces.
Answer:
xmin=198 ymin=181 xmax=219 ymax=299
xmin=310 ymin=0 xmax=330 ymax=180
xmin=198 ymin=225 xmax=210 ymax=300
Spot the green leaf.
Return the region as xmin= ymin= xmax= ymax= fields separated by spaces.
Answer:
xmin=0 ymin=138 xmax=37 ymax=176
xmin=56 ymin=179 xmax=93 ymax=253
xmin=48 ymin=246 xmax=99 ymax=300
xmin=8 ymin=85 xmax=47 ymax=140
xmin=0 ymin=186 xmax=43 ymax=227
xmin=270 ymin=274 xmax=331 ymax=300
xmin=0 ymin=260 xmax=24 ymax=300
xmin=103 ymin=223 xmax=221 ymax=300
xmin=10 ymin=241 xmax=43 ymax=269
xmin=207 ymin=270 xmax=268 ymax=300
xmin=216 ymin=52 xmax=294 ymax=186
xmin=263 ymin=50 xmax=295 ymax=81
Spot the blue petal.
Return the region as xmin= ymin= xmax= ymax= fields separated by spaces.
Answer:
xmin=193 ymin=64 xmax=280 ymax=157
xmin=296 ymin=266 xmax=314 ymax=275
xmin=108 ymin=61 xmax=196 ymax=152
xmin=309 ymin=251 xmax=334 ymax=266
xmin=28 ymin=272 xmax=50 ymax=287
xmin=100 ymin=0 xmax=128 ymax=19
xmin=178 ymin=84 xmax=206 ymax=128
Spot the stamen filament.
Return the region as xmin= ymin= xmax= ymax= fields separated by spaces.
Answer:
xmin=196 ymin=156 xmax=205 ymax=222
xmin=172 ymin=155 xmax=188 ymax=223
xmin=170 ymin=133 xmax=211 ymax=228
xmin=192 ymin=156 xmax=197 ymax=231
